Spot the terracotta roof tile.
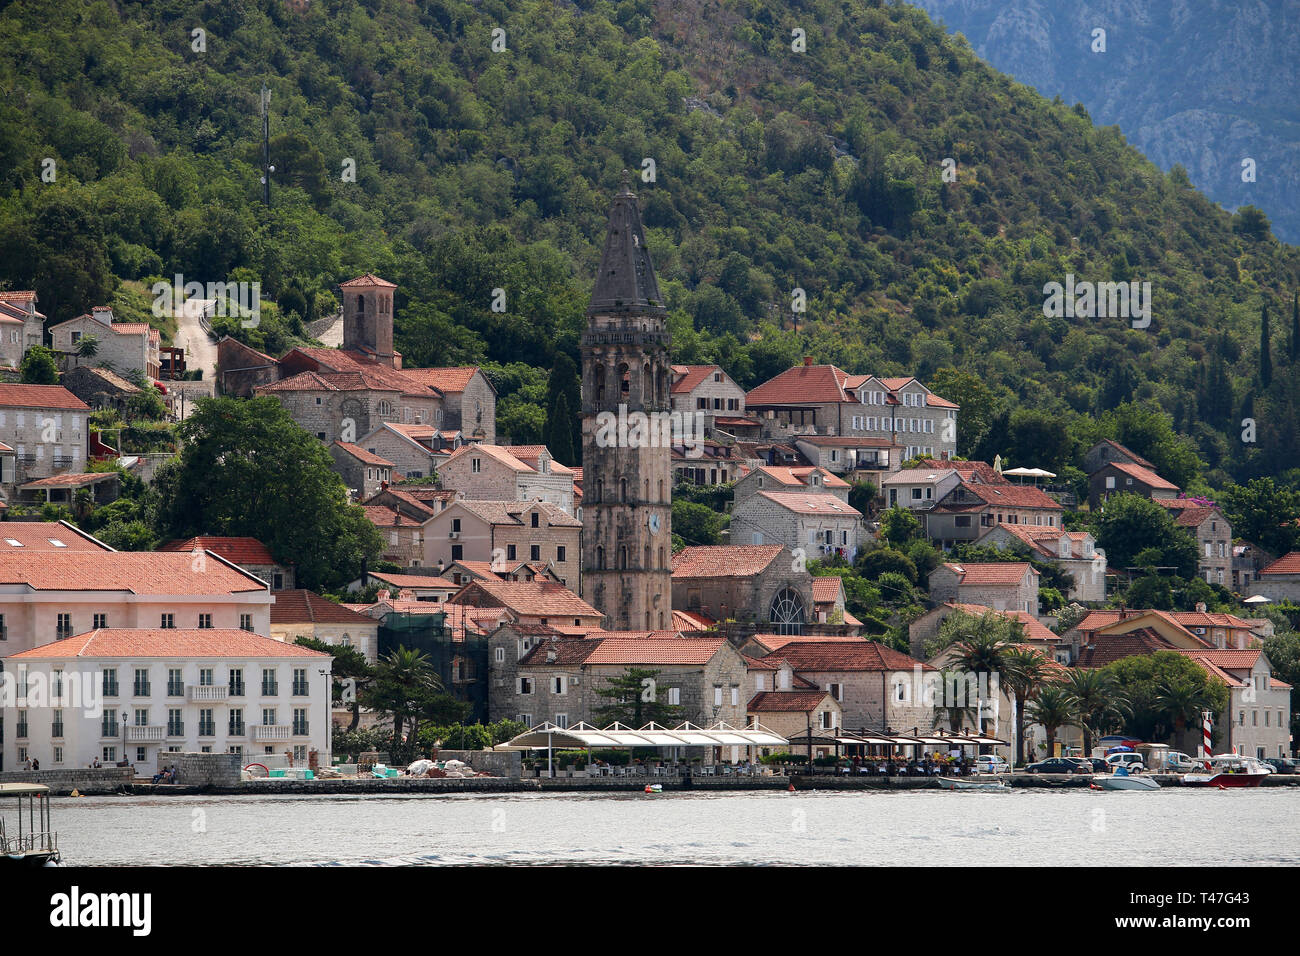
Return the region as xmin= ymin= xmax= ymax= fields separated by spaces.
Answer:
xmin=746 ymin=364 xmax=853 ymax=405
xmin=1109 ymin=461 xmax=1180 ymax=491
xmin=399 ymin=366 xmax=481 ymax=394
xmin=1075 ymin=630 xmax=1177 ymax=667
xmin=943 ymin=603 xmax=1058 ymax=642
xmin=333 ymin=441 xmax=394 ymax=467
xmin=811 ymin=577 xmax=844 ymax=604
xmin=671 ymin=545 xmax=785 ymax=578
xmin=755 ymin=490 xmax=861 ymax=517
xmin=767 ymin=640 xmax=932 ymax=672
xmin=0 ymin=384 xmax=89 ymax=411
xmin=1260 ymin=552 xmax=1300 ymax=575
xmin=10 ymin=628 xmax=327 ymax=660
xmin=0 ymin=521 xmax=112 ymax=551
xmin=339 ymin=273 xmax=397 ymax=288
xmin=582 ymin=636 xmax=725 ymax=665
xmin=916 ymin=459 xmax=1007 ymax=485
xmin=270 ymin=589 xmax=376 ymax=625
xmin=747 ymin=690 xmax=831 ymax=713
xmin=755 ymin=465 xmax=849 ymax=488
xmin=0 ymin=552 xmax=266 ymax=593
xmin=158 ymin=536 xmax=277 ymax=565
xmin=670 ymin=365 xmax=723 ymax=394
xmin=447 ymin=579 xmax=602 ymax=619
xmin=935 ymin=562 xmax=1038 ymax=586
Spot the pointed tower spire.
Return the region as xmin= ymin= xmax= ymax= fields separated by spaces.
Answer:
xmin=587 ymin=171 xmax=665 ymax=315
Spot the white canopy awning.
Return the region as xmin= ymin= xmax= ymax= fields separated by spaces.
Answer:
xmin=503 ymin=720 xmax=788 ymax=750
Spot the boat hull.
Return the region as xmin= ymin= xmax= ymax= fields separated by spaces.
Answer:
xmin=1094 ymin=775 xmax=1160 ymax=791
xmin=938 ymin=777 xmax=1009 ymax=791
xmin=1181 ymin=772 xmax=1267 ymax=788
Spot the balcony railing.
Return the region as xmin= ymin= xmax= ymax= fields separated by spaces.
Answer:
xmin=252 ymin=724 xmax=292 ymax=742
xmin=187 ymin=685 xmax=228 ymax=702
xmin=166 ymin=723 xmax=185 ymax=737
xmin=261 ymin=682 xmax=279 ymax=696
xmin=15 ymin=724 xmax=28 ymax=740
xmin=126 ymin=725 xmax=167 ymax=743
xmin=51 ymin=724 xmax=63 ymax=738
xmin=133 ymin=683 xmax=151 ymax=697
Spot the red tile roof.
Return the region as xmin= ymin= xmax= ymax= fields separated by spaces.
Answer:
xmin=278 ymin=347 xmax=440 ymax=397
xmin=1095 ymin=439 xmax=1153 ymax=469
xmin=772 ymin=640 xmax=933 ymax=672
xmin=0 ymin=384 xmax=89 ymax=411
xmin=339 ymin=273 xmax=397 ymax=288
xmin=747 ymin=690 xmax=832 ymax=713
xmin=1075 ymin=630 xmax=1178 ymax=667
xmin=447 ymin=579 xmax=603 ymax=619
xmin=671 ymin=608 xmax=716 ymax=631
xmin=582 ymin=636 xmax=726 ymax=665
xmin=399 ymin=366 xmax=481 ymax=394
xmin=18 ymin=473 xmax=115 ymax=490
xmin=270 ymin=589 xmax=376 ymax=625
xmin=746 ymin=364 xmax=853 ymax=406
xmin=0 ymin=552 xmax=267 ymax=593
xmin=443 ymin=442 xmax=531 ymax=473
xmin=1109 ymin=461 xmax=1180 ymax=491
xmin=333 ymin=441 xmax=394 ymax=467
xmin=811 ymin=577 xmax=844 ymax=604
xmin=671 ymin=545 xmax=786 ymax=578
xmin=755 ymin=465 xmax=850 ymax=488
xmin=367 ymin=572 xmax=457 ymax=590
xmin=10 ymin=628 xmax=328 ymax=660
xmin=916 ymin=459 xmax=1007 ymax=485
xmin=670 ymin=365 xmax=723 ymax=394
xmin=158 ymin=536 xmax=278 ymax=565
xmin=936 ymin=562 xmax=1038 ymax=585
xmin=1260 ymin=552 xmax=1300 ymax=575
xmin=0 ymin=521 xmax=112 ymax=551
xmin=957 ymin=482 xmax=1063 ymax=510
xmin=755 ymin=491 xmax=861 ymax=517
xmin=1077 ymin=610 xmax=1252 ymax=633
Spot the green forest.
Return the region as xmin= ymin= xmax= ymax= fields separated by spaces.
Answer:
xmin=1 ymin=0 xmax=1299 ymax=493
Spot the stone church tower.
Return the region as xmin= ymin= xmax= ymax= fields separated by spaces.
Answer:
xmin=340 ymin=273 xmax=397 ymax=367
xmin=580 ymin=173 xmax=673 ymax=631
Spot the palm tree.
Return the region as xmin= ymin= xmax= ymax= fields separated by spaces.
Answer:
xmin=365 ymin=647 xmax=445 ymax=752
xmin=77 ymin=334 xmax=99 ymax=362
xmin=1062 ymin=668 xmax=1129 ymax=756
xmin=1002 ymin=647 xmax=1052 ymax=767
xmin=950 ymin=623 xmax=1022 ymax=736
xmin=1153 ymin=676 xmax=1215 ymax=748
xmin=1026 ymin=685 xmax=1081 ymax=760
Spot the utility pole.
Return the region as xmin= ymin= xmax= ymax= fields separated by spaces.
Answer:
xmin=260 ymin=83 xmax=273 ymax=207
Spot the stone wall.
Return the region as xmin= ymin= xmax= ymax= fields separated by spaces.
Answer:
xmin=154 ymin=751 xmax=243 ymax=787
xmin=0 ymin=767 xmax=133 ymax=794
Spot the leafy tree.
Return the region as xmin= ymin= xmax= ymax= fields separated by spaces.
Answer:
xmin=856 ymin=546 xmax=918 ymax=584
xmin=1095 ymin=493 xmax=1199 ymax=577
xmin=927 ymin=368 xmax=998 ymax=457
xmin=77 ymin=335 xmax=99 ymax=360
xmin=1260 ymin=302 xmax=1273 ymax=389
xmin=1101 ymin=651 xmax=1230 ymax=745
xmin=360 ymin=647 xmax=468 ymax=761
xmin=877 ymin=506 xmax=922 ymax=546
xmin=591 ymin=667 xmax=684 ymax=726
xmin=672 ymin=498 xmax=722 ymax=546
xmin=155 ymin=397 xmax=383 ymax=591
xmin=1220 ymin=478 xmax=1300 ymax=558
xmin=294 ymin=636 xmax=375 ymax=732
xmin=847 ymin=480 xmax=878 ymax=516
xmin=19 ymin=346 xmax=59 ymax=385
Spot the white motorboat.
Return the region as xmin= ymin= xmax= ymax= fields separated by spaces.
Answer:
xmin=1093 ymin=773 xmax=1160 ymax=791
xmin=937 ymin=777 xmax=1011 ymax=792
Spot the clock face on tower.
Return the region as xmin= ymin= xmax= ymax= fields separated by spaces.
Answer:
xmin=647 ymin=513 xmax=661 ymax=535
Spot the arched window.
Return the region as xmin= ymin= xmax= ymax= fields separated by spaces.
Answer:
xmin=619 ymin=363 xmax=631 ymax=396
xmin=658 ymin=546 xmax=665 ymax=568
xmin=769 ymin=588 xmax=806 ymax=636
xmin=644 ymin=545 xmax=651 ymax=569
xmin=658 ymin=478 xmax=664 ymax=500
xmin=595 ymin=478 xmax=603 ymax=503
xmin=341 ymin=634 xmax=352 ymax=646
xmin=644 ymin=478 xmax=649 ymax=500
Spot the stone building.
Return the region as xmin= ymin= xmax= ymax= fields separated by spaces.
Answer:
xmin=0 ymin=384 xmax=90 ymax=495
xmin=669 ymin=365 xmax=748 ymax=435
xmin=975 ymin=524 xmax=1106 ymax=603
xmin=425 ymin=499 xmax=582 ymax=590
xmin=438 ymin=443 xmax=575 ymax=514
xmin=745 ymin=637 xmax=936 ymax=734
xmin=58 ymin=366 xmax=141 ymax=415
xmin=747 ymin=690 xmax=842 ymax=742
xmin=216 ymin=336 xmax=280 ymax=397
xmin=447 ymin=579 xmax=604 ymax=630
xmin=881 ymin=467 xmax=962 ymax=510
xmin=397 ymin=366 xmax=497 ymax=443
xmin=579 ymin=174 xmax=674 ymax=631
xmin=48 ymin=307 xmax=162 ymax=379
xmin=1154 ymin=501 xmax=1232 ymax=587
xmin=0 ymin=290 xmax=47 ymax=368
xmin=255 ymin=366 xmax=436 ymax=447
xmin=487 ymin=626 xmax=749 ymax=730
xmin=353 ymin=422 xmax=444 ymax=480
xmin=339 ymin=273 xmax=397 ymax=367
xmin=927 ymin=562 xmax=1040 ymax=614
xmin=732 ymin=465 xmax=849 ymax=504
xmin=362 ymin=499 xmax=432 ymax=567
xmin=730 ymin=491 xmax=863 ymax=562
xmin=671 ymin=545 xmax=814 ymax=637
xmin=329 ymin=441 xmax=395 ymax=501
xmin=1251 ymin=552 xmax=1300 ymax=603
xmin=925 ymin=481 xmax=1065 ymax=549
xmin=1087 ymin=461 xmax=1180 ymax=510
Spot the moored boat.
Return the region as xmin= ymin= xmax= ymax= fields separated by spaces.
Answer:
xmin=937 ymin=777 xmax=1010 ymax=792
xmin=1181 ymin=755 xmax=1270 ymax=788
xmin=1093 ymin=773 xmax=1160 ymax=791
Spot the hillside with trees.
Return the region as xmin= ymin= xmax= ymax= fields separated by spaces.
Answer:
xmin=1 ymin=0 xmax=1298 ymax=491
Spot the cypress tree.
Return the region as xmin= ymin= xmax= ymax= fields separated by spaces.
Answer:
xmin=546 ymin=391 xmax=576 ymax=466
xmin=1290 ymin=291 xmax=1299 ymax=362
xmin=1260 ymin=302 xmax=1272 ymax=389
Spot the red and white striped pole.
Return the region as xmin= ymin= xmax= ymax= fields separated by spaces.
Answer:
xmin=1201 ymin=710 xmax=1213 ymax=769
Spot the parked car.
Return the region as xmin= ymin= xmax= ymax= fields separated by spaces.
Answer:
xmin=1264 ymin=757 xmax=1300 ymax=775
xmin=1105 ymin=753 xmax=1146 ymax=772
xmin=974 ymin=755 xmax=1010 ymax=775
xmin=1025 ymin=757 xmax=1091 ymax=775
xmin=1074 ymin=757 xmax=1109 ymax=773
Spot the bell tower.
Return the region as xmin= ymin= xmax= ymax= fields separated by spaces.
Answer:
xmin=580 ymin=172 xmax=673 ymax=631
xmin=339 ymin=273 xmax=397 ymax=367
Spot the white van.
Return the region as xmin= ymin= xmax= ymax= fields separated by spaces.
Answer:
xmin=1105 ymin=752 xmax=1145 ymax=772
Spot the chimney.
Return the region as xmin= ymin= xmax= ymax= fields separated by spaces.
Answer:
xmin=803 ymin=356 xmax=813 ymax=366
